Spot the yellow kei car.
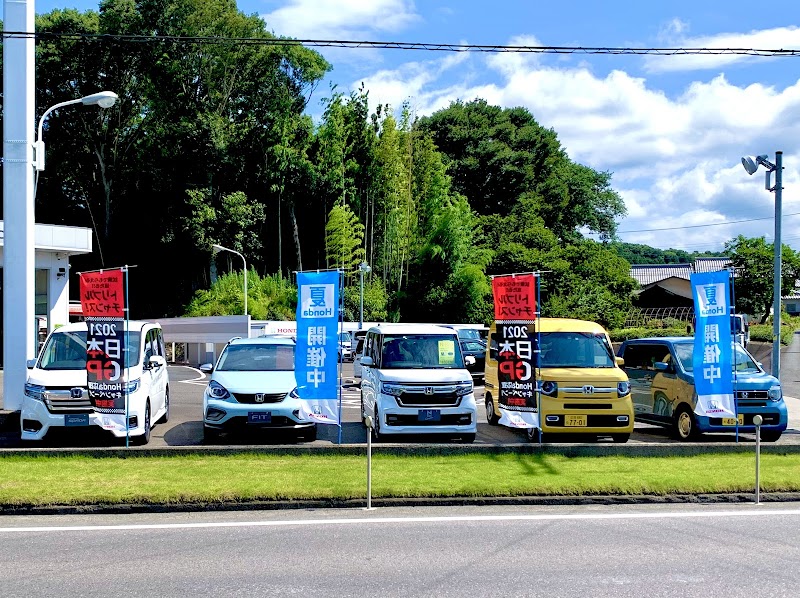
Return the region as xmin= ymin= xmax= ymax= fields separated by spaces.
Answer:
xmin=484 ymin=318 xmax=634 ymax=442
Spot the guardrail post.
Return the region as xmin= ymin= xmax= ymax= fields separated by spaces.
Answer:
xmin=753 ymin=414 xmax=762 ymax=505
xmin=364 ymin=415 xmax=374 ymax=510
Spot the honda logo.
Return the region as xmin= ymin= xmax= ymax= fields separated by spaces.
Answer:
xmin=582 ymin=385 xmax=594 ymax=394
xmin=255 ymin=393 xmax=265 ymax=403
xmin=424 ymin=387 xmax=434 ymax=395
xmin=70 ymin=387 xmax=83 ymax=399
xmin=741 ymin=392 xmax=749 ymax=398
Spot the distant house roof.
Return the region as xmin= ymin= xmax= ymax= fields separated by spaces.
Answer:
xmin=630 ymin=258 xmax=733 ymax=287
xmin=629 ymin=264 xmax=691 ymax=286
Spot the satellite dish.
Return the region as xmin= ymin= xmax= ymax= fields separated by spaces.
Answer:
xmin=741 ymin=155 xmax=759 ymax=175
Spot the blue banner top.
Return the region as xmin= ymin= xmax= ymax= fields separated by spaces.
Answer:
xmin=691 ymin=270 xmax=733 ymax=401
xmin=294 ymin=271 xmax=340 ymax=400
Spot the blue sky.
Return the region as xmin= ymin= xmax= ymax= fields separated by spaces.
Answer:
xmin=35 ymin=0 xmax=800 ymax=253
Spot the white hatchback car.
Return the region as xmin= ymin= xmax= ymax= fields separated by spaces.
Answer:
xmin=201 ymin=336 xmax=316 ymax=442
xmin=22 ymin=321 xmax=169 ymax=444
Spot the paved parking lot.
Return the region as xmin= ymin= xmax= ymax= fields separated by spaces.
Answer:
xmin=5 ymin=359 xmax=799 ymax=448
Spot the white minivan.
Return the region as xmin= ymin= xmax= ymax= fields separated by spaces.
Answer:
xmin=21 ymin=321 xmax=169 ymax=444
xmin=360 ymin=324 xmax=477 ymax=442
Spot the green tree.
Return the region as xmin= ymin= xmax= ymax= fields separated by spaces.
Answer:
xmin=725 ymin=235 xmax=800 ymax=322
xmin=325 ymin=202 xmax=366 ymax=277
xmin=186 ymin=270 xmax=296 ymax=320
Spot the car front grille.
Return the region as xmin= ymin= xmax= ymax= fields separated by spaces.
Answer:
xmin=44 ymin=388 xmax=92 ymax=413
xmin=397 ymin=392 xmax=460 ymax=407
xmin=233 ymin=392 xmax=286 ymax=404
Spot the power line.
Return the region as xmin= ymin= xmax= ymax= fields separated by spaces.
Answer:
xmin=609 ymin=212 xmax=800 ymax=234
xmin=4 ymin=31 xmax=800 ymax=55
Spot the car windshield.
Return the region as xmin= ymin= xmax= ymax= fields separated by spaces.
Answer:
xmin=673 ymin=342 xmax=761 ymax=373
xmin=38 ymin=330 xmax=142 ymax=370
xmin=216 ymin=343 xmax=295 ymax=371
xmin=538 ymin=332 xmax=615 ymax=368
xmin=380 ymin=334 xmax=464 ymax=369
xmin=457 ymin=328 xmax=482 ymax=341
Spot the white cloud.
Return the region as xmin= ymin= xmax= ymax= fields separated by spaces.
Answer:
xmin=351 ymin=39 xmax=800 ymax=250
xmin=643 ymin=25 xmax=800 ymax=73
xmin=262 ymin=0 xmax=420 ymax=39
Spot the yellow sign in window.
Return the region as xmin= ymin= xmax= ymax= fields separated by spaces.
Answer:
xmin=438 ymin=340 xmax=455 ymax=364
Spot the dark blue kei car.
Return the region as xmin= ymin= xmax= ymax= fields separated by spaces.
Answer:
xmin=617 ymin=337 xmax=787 ymax=441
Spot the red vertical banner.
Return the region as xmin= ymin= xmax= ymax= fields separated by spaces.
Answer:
xmin=491 ymin=274 xmax=537 ymax=323
xmin=80 ymin=270 xmax=127 ymax=429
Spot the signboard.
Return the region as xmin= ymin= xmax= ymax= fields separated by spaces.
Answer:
xmin=492 ymin=274 xmax=537 ymax=323
xmin=79 ymin=269 xmax=128 ymax=432
xmin=492 ymin=274 xmax=540 ymax=429
xmin=294 ymin=271 xmax=341 ymax=424
xmin=691 ymin=270 xmax=735 ymax=419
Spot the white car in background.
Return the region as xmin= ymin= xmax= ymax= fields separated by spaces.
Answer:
xmin=201 ymin=335 xmax=316 ymax=442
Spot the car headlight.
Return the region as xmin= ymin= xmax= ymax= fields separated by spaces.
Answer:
xmin=540 ymin=381 xmax=558 ymax=397
xmin=289 ymin=387 xmax=300 ymax=399
xmin=768 ymin=385 xmax=782 ymax=402
xmin=24 ymin=382 xmax=46 ymax=401
xmin=123 ymin=379 xmax=140 ymax=394
xmin=617 ymin=381 xmax=631 ymax=397
xmin=207 ymin=380 xmax=230 ymax=400
xmin=381 ymin=383 xmax=404 ymax=397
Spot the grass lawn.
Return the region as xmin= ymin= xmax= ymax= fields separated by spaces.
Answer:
xmin=1 ymin=452 xmax=798 ymax=506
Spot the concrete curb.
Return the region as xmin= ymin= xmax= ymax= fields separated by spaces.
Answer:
xmin=3 ymin=492 xmax=799 ymax=516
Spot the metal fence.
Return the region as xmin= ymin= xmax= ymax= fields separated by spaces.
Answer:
xmin=624 ymin=307 xmax=695 ymax=328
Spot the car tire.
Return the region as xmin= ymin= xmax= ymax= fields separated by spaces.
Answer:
xmin=299 ymin=425 xmax=317 ymax=443
xmin=159 ymin=387 xmax=170 ymax=424
xmin=372 ymin=406 xmax=381 ymax=442
xmin=611 ymin=433 xmax=630 ymax=443
xmin=760 ymin=430 xmax=782 ymax=442
xmin=133 ymin=401 xmax=151 ymax=446
xmin=674 ymin=406 xmax=699 ymax=441
xmin=485 ymin=395 xmax=500 ymax=426
xmin=526 ymin=427 xmax=542 ymax=443
xmin=203 ymin=425 xmax=220 ymax=443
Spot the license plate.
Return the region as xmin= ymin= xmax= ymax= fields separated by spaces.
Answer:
xmin=65 ymin=414 xmax=89 ymax=427
xmin=565 ymin=414 xmax=587 ymax=427
xmin=722 ymin=414 xmax=745 ymax=426
xmin=418 ymin=409 xmax=441 ymax=422
xmin=248 ymin=412 xmax=272 ymax=424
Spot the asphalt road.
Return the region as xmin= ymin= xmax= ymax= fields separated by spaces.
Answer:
xmin=6 ymin=335 xmax=800 ymax=447
xmin=2 ymin=503 xmax=799 ymax=597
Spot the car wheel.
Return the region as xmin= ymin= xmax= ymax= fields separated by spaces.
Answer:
xmin=611 ymin=433 xmax=630 ymax=443
xmin=203 ymin=425 xmax=220 ymax=443
xmin=526 ymin=427 xmax=541 ymax=443
xmin=485 ymin=394 xmax=500 ymax=425
xmin=159 ymin=387 xmax=170 ymax=424
xmin=760 ymin=430 xmax=782 ymax=442
xmin=372 ymin=406 xmax=381 ymax=442
xmin=461 ymin=433 xmax=476 ymax=443
xmin=134 ymin=401 xmax=151 ymax=445
xmin=299 ymin=425 xmax=317 ymax=443
xmin=674 ymin=406 xmax=698 ymax=441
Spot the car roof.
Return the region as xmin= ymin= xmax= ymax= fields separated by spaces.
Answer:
xmin=50 ymin=321 xmax=155 ymax=333
xmin=621 ymin=337 xmax=693 ymax=345
xmin=229 ymin=335 xmax=295 ymax=346
xmin=367 ymin=324 xmax=459 ymax=336
xmin=491 ymin=318 xmax=608 ymax=334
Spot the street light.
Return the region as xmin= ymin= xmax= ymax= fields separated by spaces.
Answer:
xmin=358 ymin=261 xmax=371 ymax=330
xmin=741 ymin=151 xmax=783 ymax=378
xmin=35 ymin=91 xmax=118 ymax=172
xmin=212 ymin=244 xmax=247 ymax=316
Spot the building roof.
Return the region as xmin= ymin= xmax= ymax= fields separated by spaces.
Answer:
xmin=0 ymin=221 xmax=93 ymax=255
xmin=630 ymin=258 xmax=733 ymax=287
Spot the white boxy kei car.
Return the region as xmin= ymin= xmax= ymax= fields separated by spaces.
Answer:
xmin=22 ymin=321 xmax=170 ymax=444
xmin=360 ymin=324 xmax=477 ymax=442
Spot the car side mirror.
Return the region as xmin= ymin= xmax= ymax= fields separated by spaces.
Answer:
xmin=148 ymin=355 xmax=165 ymax=369
xmin=465 ymin=355 xmax=476 ymax=366
xmin=615 ymin=356 xmax=624 ymax=367
xmin=26 ymin=359 xmax=37 ymax=369
xmin=654 ymin=361 xmax=672 ymax=372
xmin=361 ymin=356 xmax=374 ymax=368
xmin=199 ymin=363 xmax=213 ymax=374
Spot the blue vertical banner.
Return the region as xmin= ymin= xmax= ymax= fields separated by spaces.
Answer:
xmin=691 ymin=270 xmax=735 ymax=419
xmin=295 ymin=271 xmax=340 ymax=425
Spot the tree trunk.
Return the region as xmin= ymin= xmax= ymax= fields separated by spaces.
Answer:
xmin=291 ymin=204 xmax=302 ymax=271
